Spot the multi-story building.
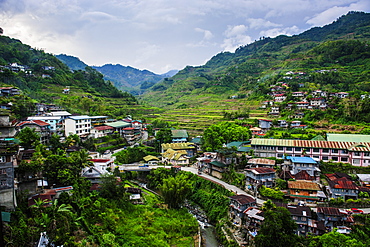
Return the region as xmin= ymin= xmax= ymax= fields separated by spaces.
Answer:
xmin=251 ymin=138 xmax=370 ymax=166
xmin=64 ymin=115 xmax=92 ymax=137
xmin=16 ymin=120 xmax=51 ymax=145
xmin=283 ymin=156 xmax=320 ymax=181
xmin=245 ymin=167 xmax=276 ymax=188
xmin=27 ymin=116 xmax=64 ymax=134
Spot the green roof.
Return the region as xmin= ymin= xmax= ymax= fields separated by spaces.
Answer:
xmin=105 ymin=121 xmax=131 ymax=128
xmin=311 ymin=135 xmax=326 ymax=141
xmin=327 ymin=133 xmax=370 ymax=142
xmin=171 ymin=129 xmax=188 ymax=138
xmin=210 ymin=161 xmax=227 ymax=168
xmin=190 ymin=137 xmax=201 ymax=144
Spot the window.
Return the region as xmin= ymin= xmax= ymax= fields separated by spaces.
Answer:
xmin=332 ymin=149 xmax=338 ymax=153
xmin=341 ymin=150 xmax=348 ymax=154
xmin=277 ymin=147 xmax=284 ymax=151
xmin=331 ymin=157 xmax=338 ymax=161
xmin=286 ymin=147 xmax=293 ymax=151
xmin=322 ymin=156 xmax=329 ymax=161
xmin=354 ymin=152 xmax=361 ymax=156
xmin=364 ymin=152 xmax=370 ymax=157
xmin=322 ymin=149 xmax=329 ymax=153
xmin=313 ymin=148 xmax=320 ymax=153
xmin=295 ymin=147 xmax=302 ymax=152
xmin=352 ymin=159 xmax=361 ymax=165
xmin=341 ymin=157 xmax=348 ymax=162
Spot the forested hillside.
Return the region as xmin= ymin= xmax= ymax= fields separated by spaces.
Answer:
xmin=141 ymin=11 xmax=370 ymax=110
xmin=0 ymin=35 xmax=151 ymax=119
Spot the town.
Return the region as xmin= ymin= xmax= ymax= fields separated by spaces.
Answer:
xmin=0 ymin=85 xmax=368 ymax=246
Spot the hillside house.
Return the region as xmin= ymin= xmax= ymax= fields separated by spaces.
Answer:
xmin=90 ymin=125 xmax=114 ymax=138
xmin=287 ymin=180 xmax=321 ymax=203
xmin=82 ymin=159 xmax=114 ymax=184
xmin=317 ymin=207 xmax=353 ymax=232
xmin=171 ymin=129 xmax=188 ymax=143
xmin=206 ymin=161 xmax=227 ymax=179
xmin=245 ymin=167 xmax=276 ymax=188
xmin=357 ymin=174 xmax=370 ymax=187
xmin=325 ymin=173 xmax=358 ymax=200
xmin=269 ymin=107 xmax=280 ymax=115
xmin=276 ymin=203 xmax=323 ymax=236
xmin=246 ymin=158 xmax=275 ymax=168
xmin=161 ymin=148 xmax=189 ymax=166
xmin=27 ymin=116 xmax=64 ymax=135
xmin=16 ymin=120 xmax=51 ymax=145
xmin=284 ymin=156 xmax=320 ymax=181
xmin=273 ymin=94 xmax=286 ymax=102
xmin=258 ymin=119 xmax=273 ymax=132
xmin=250 ymin=127 xmax=263 ymax=136
xmin=161 ymin=142 xmax=197 ymax=158
xmin=277 ymin=120 xmax=288 ymax=128
xmin=0 ymin=87 xmax=20 ymax=97
xmin=292 ymin=92 xmax=305 ymax=97
xmin=143 ymin=155 xmax=160 ymax=165
xmin=105 ymin=121 xmax=131 ymax=136
xmin=336 ymin=92 xmax=349 ymax=98
xmin=229 ymin=195 xmax=256 ymax=227
xmin=296 ymin=101 xmax=309 ymax=110
xmin=243 ymin=207 xmax=265 ymax=233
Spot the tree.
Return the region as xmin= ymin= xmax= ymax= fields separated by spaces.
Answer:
xmin=17 ymin=127 xmax=40 ymax=149
xmin=160 ymin=173 xmax=193 ymax=209
xmin=202 ymin=122 xmax=251 ymax=151
xmin=255 ymin=206 xmax=298 ymax=247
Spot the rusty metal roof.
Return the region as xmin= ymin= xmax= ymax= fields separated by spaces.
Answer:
xmin=288 ymin=180 xmax=320 ymax=190
xmin=317 ymin=207 xmax=342 ymax=216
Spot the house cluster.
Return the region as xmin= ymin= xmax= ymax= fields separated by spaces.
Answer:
xmin=23 ymin=110 xmax=145 ymax=144
xmin=0 ymin=63 xmax=55 ymax=78
xmin=261 ymin=70 xmax=356 ymax=119
xmin=227 ymin=157 xmax=368 ymax=244
xmin=227 ymin=192 xmax=357 ymax=245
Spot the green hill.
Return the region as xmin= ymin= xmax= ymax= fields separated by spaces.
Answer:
xmin=0 ymin=35 xmax=156 ymax=119
xmin=138 ymin=11 xmax=370 ymax=134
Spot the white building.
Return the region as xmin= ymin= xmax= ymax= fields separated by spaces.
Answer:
xmin=64 ymin=116 xmax=92 ymax=137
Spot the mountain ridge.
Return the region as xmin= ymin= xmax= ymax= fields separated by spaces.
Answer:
xmin=56 ymin=54 xmax=178 ymax=95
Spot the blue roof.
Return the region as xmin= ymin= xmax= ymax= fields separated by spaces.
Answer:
xmin=286 ymin=156 xmax=317 ymax=164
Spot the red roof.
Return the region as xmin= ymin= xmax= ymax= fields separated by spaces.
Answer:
xmin=17 ymin=120 xmax=50 ymax=127
xmin=94 ymin=125 xmax=114 ymax=131
xmin=89 ymin=159 xmax=112 ymax=163
xmin=123 ymin=127 xmax=135 ymax=130
xmin=328 ymin=177 xmax=358 ymax=190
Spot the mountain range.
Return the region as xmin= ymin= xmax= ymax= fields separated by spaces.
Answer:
xmin=139 ymin=11 xmax=370 ymax=109
xmin=56 ymin=54 xmax=178 ymax=95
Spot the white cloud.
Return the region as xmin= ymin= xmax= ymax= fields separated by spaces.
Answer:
xmin=0 ymin=0 xmax=370 ymax=73
xmin=306 ymin=1 xmax=370 ymax=26
xmin=222 ymin=25 xmax=252 ymax=52
xmin=195 ymin=27 xmax=214 ymax=40
xmin=259 ymin=25 xmax=300 ymax=38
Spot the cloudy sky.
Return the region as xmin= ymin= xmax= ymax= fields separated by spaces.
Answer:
xmin=1 ymin=0 xmax=370 ymax=74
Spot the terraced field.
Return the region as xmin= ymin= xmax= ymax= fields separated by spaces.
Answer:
xmin=143 ymin=98 xmax=269 ymax=137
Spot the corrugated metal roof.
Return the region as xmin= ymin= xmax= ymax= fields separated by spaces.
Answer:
xmin=161 ymin=142 xmax=195 ymax=150
xmin=288 ymin=180 xmax=320 ymax=190
xmin=251 ymin=138 xmax=370 ymax=151
xmin=247 ymin=158 xmax=275 ymax=166
xmin=327 ymin=133 xmax=370 ymax=142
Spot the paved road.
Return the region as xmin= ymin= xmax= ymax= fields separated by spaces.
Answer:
xmin=181 ymin=166 xmax=266 ymax=206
